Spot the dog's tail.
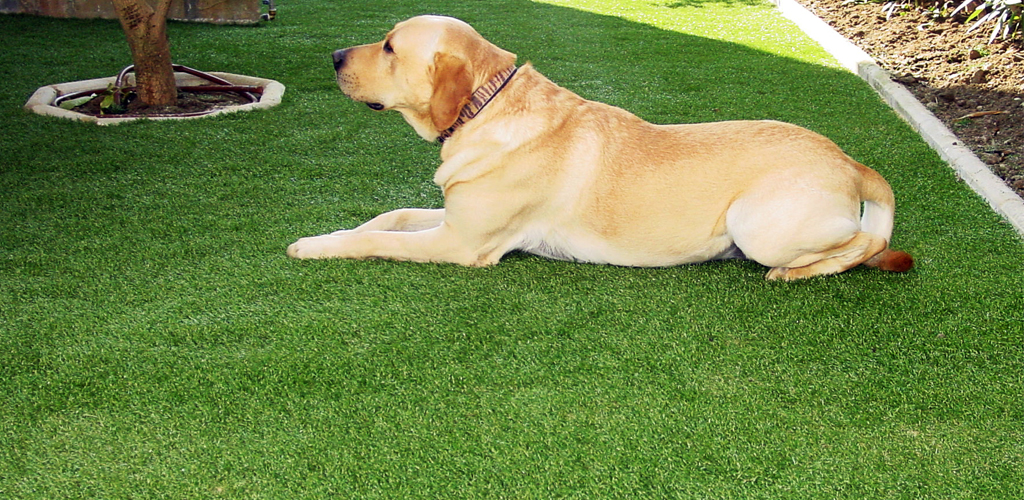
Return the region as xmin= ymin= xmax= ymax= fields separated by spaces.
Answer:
xmin=856 ymin=164 xmax=914 ymax=273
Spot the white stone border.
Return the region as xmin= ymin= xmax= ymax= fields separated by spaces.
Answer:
xmin=772 ymin=0 xmax=1024 ymax=238
xmin=25 ymin=72 xmax=285 ymax=126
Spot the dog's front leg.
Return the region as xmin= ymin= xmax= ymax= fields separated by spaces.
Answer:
xmin=287 ymin=223 xmax=500 ymax=266
xmin=287 ymin=208 xmax=445 ymax=258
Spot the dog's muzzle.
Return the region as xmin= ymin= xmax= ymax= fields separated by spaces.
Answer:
xmin=332 ymin=48 xmax=385 ymax=111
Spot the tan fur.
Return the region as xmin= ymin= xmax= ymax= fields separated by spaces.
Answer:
xmin=288 ymin=15 xmax=913 ymax=280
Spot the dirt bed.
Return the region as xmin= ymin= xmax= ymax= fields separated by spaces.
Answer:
xmin=797 ymin=0 xmax=1024 ymax=197
xmin=72 ymin=90 xmax=251 ymax=117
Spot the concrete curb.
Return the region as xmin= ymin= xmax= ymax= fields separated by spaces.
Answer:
xmin=25 ymin=72 xmax=285 ymax=126
xmin=772 ymin=0 xmax=1024 ymax=238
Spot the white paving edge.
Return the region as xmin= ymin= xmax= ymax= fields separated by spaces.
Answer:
xmin=772 ymin=0 xmax=1024 ymax=239
xmin=25 ymin=72 xmax=285 ymax=126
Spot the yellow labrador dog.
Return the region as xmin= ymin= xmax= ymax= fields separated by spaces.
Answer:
xmin=288 ymin=15 xmax=914 ymax=280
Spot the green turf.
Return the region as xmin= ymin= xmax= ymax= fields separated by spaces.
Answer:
xmin=1 ymin=0 xmax=1023 ymax=498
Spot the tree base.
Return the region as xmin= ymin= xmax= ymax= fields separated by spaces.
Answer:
xmin=25 ymin=70 xmax=285 ymax=125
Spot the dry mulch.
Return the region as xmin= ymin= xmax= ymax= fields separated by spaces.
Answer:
xmin=797 ymin=0 xmax=1024 ymax=197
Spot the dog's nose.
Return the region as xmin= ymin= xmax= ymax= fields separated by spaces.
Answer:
xmin=332 ymin=49 xmax=349 ymax=72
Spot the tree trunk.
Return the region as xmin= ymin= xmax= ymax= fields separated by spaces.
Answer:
xmin=111 ymin=0 xmax=177 ymax=107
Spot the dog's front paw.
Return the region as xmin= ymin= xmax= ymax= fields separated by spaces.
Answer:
xmin=287 ymin=236 xmax=337 ymax=259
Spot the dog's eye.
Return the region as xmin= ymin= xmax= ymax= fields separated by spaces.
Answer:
xmin=383 ymin=40 xmax=394 ymax=54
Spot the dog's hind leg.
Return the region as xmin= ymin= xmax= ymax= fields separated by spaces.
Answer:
xmin=764 ymin=231 xmax=887 ymax=281
xmin=336 ymin=208 xmax=446 ymax=233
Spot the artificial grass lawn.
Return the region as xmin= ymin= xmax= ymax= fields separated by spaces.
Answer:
xmin=1 ymin=0 xmax=1022 ymax=497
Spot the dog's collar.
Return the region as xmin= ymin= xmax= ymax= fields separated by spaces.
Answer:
xmin=438 ymin=65 xmax=518 ymax=144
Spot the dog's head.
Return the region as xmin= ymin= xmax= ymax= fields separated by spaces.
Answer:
xmin=332 ymin=16 xmax=517 ymax=141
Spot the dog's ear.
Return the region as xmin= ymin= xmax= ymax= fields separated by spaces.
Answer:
xmin=430 ymin=52 xmax=474 ymax=133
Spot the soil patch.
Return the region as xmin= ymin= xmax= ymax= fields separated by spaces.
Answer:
xmin=71 ymin=89 xmax=252 ymax=117
xmin=797 ymin=0 xmax=1024 ymax=197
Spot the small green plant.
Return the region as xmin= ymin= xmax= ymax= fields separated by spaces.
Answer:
xmin=98 ymin=82 xmax=136 ymax=114
xmin=969 ymin=44 xmax=992 ymax=57
xmin=841 ymin=0 xmax=945 ymax=20
xmin=55 ymin=83 xmax=137 ymax=113
xmin=921 ymin=0 xmax=960 ymax=17
xmin=881 ymin=0 xmax=913 ymax=19
xmin=951 ymin=0 xmax=1023 ymax=42
xmin=56 ymin=93 xmax=96 ymax=110
xmin=843 ymin=0 xmax=1022 ymax=40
